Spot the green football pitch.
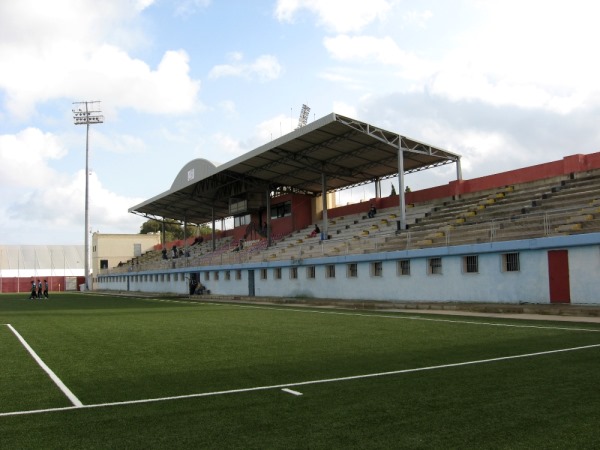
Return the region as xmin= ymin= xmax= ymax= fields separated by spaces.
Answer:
xmin=1 ymin=293 xmax=599 ymax=449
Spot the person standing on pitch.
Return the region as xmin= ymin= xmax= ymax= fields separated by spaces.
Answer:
xmin=29 ymin=280 xmax=37 ymax=299
xmin=43 ymin=279 xmax=49 ymax=298
xmin=37 ymin=279 xmax=43 ymax=299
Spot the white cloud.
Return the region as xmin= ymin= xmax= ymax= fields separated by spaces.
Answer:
xmin=0 ymin=166 xmax=145 ymax=244
xmin=0 ymin=128 xmax=67 ymax=187
xmin=210 ymin=132 xmax=246 ymax=159
xmin=94 ymin=132 xmax=146 ymax=155
xmin=332 ymin=101 xmax=357 ymax=118
xmin=424 ymin=0 xmax=600 ymax=114
xmin=275 ymin=0 xmax=392 ymax=33
xmin=0 ymin=1 xmax=200 ymax=119
xmin=208 ymin=54 xmax=283 ymax=82
xmin=173 ymin=0 xmax=211 ymax=17
xmin=401 ymin=9 xmax=432 ymax=28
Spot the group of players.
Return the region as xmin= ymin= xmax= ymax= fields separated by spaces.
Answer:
xmin=28 ymin=279 xmax=49 ymax=299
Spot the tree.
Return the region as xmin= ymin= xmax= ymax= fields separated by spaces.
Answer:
xmin=140 ymin=219 xmax=213 ymax=244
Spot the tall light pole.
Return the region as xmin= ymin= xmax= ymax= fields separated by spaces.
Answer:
xmin=72 ymin=101 xmax=103 ymax=291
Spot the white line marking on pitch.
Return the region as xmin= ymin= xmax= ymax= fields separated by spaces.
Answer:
xmin=1 ymin=342 xmax=598 ymax=418
xmin=218 ymin=303 xmax=600 ymax=333
xmin=281 ymin=388 xmax=303 ymax=396
xmin=5 ymin=324 xmax=83 ymax=408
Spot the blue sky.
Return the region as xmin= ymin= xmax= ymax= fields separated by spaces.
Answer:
xmin=1 ymin=0 xmax=600 ymax=245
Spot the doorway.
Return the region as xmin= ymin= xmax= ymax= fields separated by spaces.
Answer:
xmin=548 ymin=250 xmax=570 ymax=303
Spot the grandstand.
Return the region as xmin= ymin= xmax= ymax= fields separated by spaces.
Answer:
xmin=97 ymin=113 xmax=600 ymax=305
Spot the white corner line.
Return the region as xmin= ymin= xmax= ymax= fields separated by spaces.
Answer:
xmin=6 ymin=324 xmax=83 ymax=408
xmin=282 ymin=388 xmax=303 ymax=396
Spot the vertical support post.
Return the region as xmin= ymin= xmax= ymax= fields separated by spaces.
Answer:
xmin=211 ymin=206 xmax=216 ymax=252
xmin=266 ymin=185 xmax=272 ymax=247
xmin=397 ymin=145 xmax=407 ymax=230
xmin=321 ymin=172 xmax=328 ymax=240
xmin=183 ymin=213 xmax=187 ymax=264
xmin=456 ymin=156 xmax=463 ymax=181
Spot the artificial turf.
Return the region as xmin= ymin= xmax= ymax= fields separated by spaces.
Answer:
xmin=1 ymin=293 xmax=599 ymax=449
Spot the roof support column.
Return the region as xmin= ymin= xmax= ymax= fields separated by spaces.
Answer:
xmin=183 ymin=213 xmax=187 ymax=264
xmin=456 ymin=156 xmax=463 ymax=181
xmin=211 ymin=206 xmax=216 ymax=252
xmin=266 ymin=186 xmax=272 ymax=247
xmin=321 ymin=172 xmax=328 ymax=240
xmin=397 ymin=146 xmax=407 ymax=230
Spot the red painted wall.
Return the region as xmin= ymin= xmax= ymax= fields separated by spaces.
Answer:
xmin=1 ymin=276 xmax=85 ymax=294
xmin=329 ymin=152 xmax=600 ymax=216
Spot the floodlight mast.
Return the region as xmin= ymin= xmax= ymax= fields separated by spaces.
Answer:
xmin=296 ymin=104 xmax=310 ymax=129
xmin=72 ymin=101 xmax=103 ymax=291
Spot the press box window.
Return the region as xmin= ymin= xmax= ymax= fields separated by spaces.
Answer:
xmin=463 ymin=255 xmax=478 ymax=273
xmin=397 ymin=259 xmax=410 ymax=276
xmin=347 ymin=263 xmax=358 ymax=278
xmin=428 ymin=257 xmax=442 ymax=275
xmin=502 ymin=252 xmax=520 ymax=272
xmin=271 ymin=201 xmax=292 ymax=219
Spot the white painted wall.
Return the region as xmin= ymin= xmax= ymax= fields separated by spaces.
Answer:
xmin=96 ymin=233 xmax=600 ymax=305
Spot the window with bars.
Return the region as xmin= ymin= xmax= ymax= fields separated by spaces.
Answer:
xmin=306 ymin=266 xmax=316 ymax=279
xmin=463 ymin=255 xmax=479 ymax=273
xmin=347 ymin=263 xmax=358 ymax=278
xmin=260 ymin=268 xmax=267 ymax=280
xmin=213 ymin=271 xmax=219 ymax=281
xmin=428 ymin=257 xmax=442 ymax=275
xmin=502 ymin=252 xmax=520 ymax=272
xmin=325 ymin=264 xmax=335 ymax=278
xmin=225 ymin=270 xmax=231 ymax=280
xmin=371 ymin=261 xmax=383 ymax=277
xmin=235 ymin=270 xmax=242 ymax=280
xmin=397 ymin=259 xmax=410 ymax=276
xmin=289 ymin=267 xmax=298 ymax=279
xmin=274 ymin=267 xmax=282 ymax=280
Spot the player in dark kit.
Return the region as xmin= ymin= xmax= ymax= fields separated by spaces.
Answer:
xmin=29 ymin=280 xmax=37 ymax=299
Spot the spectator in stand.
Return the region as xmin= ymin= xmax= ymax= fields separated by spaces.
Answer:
xmin=172 ymin=245 xmax=178 ymax=258
xmin=162 ymin=248 xmax=168 ymax=260
xmin=308 ymin=224 xmax=320 ymax=238
xmin=368 ymin=204 xmax=377 ymax=218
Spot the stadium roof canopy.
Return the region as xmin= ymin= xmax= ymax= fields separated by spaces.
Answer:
xmin=129 ymin=113 xmax=461 ymax=224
